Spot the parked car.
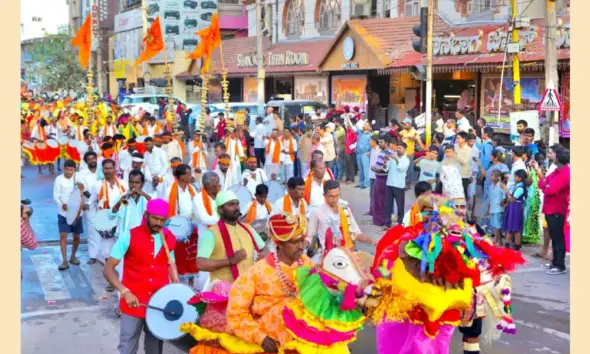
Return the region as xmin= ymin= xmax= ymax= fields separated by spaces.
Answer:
xmin=184 ymin=18 xmax=198 ymax=29
xmin=201 ymin=1 xmax=218 ymax=9
xmin=201 ymin=12 xmax=213 ymax=21
xmin=266 ymin=100 xmax=328 ymax=125
xmin=165 ymin=25 xmax=180 ymax=35
xmin=121 ymin=94 xmax=186 ymax=117
xmin=147 ymin=3 xmax=159 ymax=16
xmin=184 ymin=0 xmax=198 ymax=9
xmin=164 ymin=10 xmax=180 ymax=20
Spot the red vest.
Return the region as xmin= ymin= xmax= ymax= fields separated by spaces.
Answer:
xmin=120 ymin=224 xmax=177 ymax=319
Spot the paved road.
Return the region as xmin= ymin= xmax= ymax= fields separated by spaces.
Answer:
xmin=20 ymin=164 xmax=570 ymax=353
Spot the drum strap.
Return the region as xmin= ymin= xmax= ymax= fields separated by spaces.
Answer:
xmin=217 ymin=220 xmax=261 ymax=280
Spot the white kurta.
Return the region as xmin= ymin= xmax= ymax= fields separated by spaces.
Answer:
xmin=188 ymin=142 xmax=208 ymax=171
xmin=241 ymin=168 xmax=269 ymax=196
xmin=281 ymin=137 xmax=298 ymax=181
xmin=194 ymin=192 xmax=219 ymax=235
xmin=271 ymin=195 xmax=307 ymax=217
xmin=264 ymin=138 xmax=283 ymax=178
xmin=78 ymin=168 xmax=100 ymax=259
xmin=99 ymin=124 xmax=117 ymax=138
xmin=165 ymin=184 xmax=197 ymax=219
xmin=144 ymin=147 xmax=170 ymax=198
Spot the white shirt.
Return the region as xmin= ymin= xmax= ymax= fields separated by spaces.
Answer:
xmin=241 ymin=168 xmax=268 ymax=196
xmin=281 ymin=137 xmax=298 ymax=165
xmin=264 ymin=138 xmax=283 ymax=165
xmin=99 ymin=124 xmax=117 ymax=138
xmin=73 ymin=125 xmax=86 ymax=142
xmin=306 ymin=202 xmax=361 ymax=250
xmin=144 ymin=146 xmax=170 ymax=178
xmin=225 ymin=138 xmax=245 ymax=161
xmin=164 ymin=140 xmax=183 ymax=162
xmin=165 ymin=184 xmax=197 ymax=218
xmin=194 ymin=191 xmax=220 ymax=234
xmin=320 ymin=133 xmax=336 ymax=162
xmin=188 ymin=142 xmax=208 ymax=170
xmin=118 ymin=149 xmax=133 ymax=173
xmin=89 ymin=178 xmax=129 ymax=211
xmin=263 ymin=114 xmax=276 ymax=136
xmin=78 ymin=168 xmax=99 ymax=212
xmin=271 ymin=195 xmax=307 ymax=217
xmin=507 ymin=159 xmax=526 ymax=190
xmin=457 ymin=117 xmax=471 ymax=133
xmin=252 ymin=124 xmax=266 ymax=149
xmin=53 ymin=174 xmax=77 ymax=217
xmin=146 ymin=123 xmax=161 ymax=137
xmin=247 ymin=201 xmax=271 ymax=222
xmin=309 ymin=176 xmax=330 ymax=207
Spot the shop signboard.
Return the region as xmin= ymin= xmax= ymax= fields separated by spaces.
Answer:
xmin=237 ymin=51 xmax=309 ymax=68
xmin=480 ymin=75 xmax=545 ymax=131
xmin=144 ymin=0 xmax=219 ymax=63
xmin=114 ymin=29 xmax=143 ymax=60
xmin=294 ymin=76 xmax=329 ymax=105
xmin=331 ymin=75 xmax=367 ymax=111
xmin=243 ymin=77 xmax=258 ymax=103
xmin=114 ymin=9 xmax=143 ymax=33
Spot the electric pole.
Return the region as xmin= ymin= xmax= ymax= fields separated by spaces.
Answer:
xmin=256 ymin=0 xmax=265 ymax=104
xmin=544 ymin=0 xmax=559 ymax=145
xmin=425 ymin=0 xmax=433 ymax=147
xmin=511 ymin=0 xmax=521 ymax=105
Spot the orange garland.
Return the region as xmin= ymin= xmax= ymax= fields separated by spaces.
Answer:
xmin=168 ymin=182 xmax=197 ymax=217
xmin=99 ymin=179 xmax=126 ymax=209
xmin=191 ymin=142 xmax=207 ymax=169
xmin=282 ymin=137 xmax=295 ymax=162
xmin=283 ymin=195 xmax=306 ymax=215
xmin=265 ymin=138 xmax=281 ymax=164
xmin=303 ymin=174 xmax=324 ymax=205
xmin=202 ymin=188 xmax=214 ymax=216
xmin=244 ymin=200 xmax=272 ymax=224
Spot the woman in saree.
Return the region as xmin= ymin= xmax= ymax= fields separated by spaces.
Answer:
xmin=522 ymin=152 xmax=542 ymax=244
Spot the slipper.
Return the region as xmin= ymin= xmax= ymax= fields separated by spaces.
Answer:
xmin=114 ymin=308 xmax=122 ymax=317
xmin=69 ymin=259 xmax=81 ymax=266
xmin=532 ymin=253 xmax=546 ymax=259
xmin=58 ymin=264 xmax=70 ymax=271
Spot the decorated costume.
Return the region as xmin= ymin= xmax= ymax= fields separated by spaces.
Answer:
xmin=367 ymin=194 xmax=525 ymax=354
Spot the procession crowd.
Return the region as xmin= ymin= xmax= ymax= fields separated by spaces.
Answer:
xmin=20 ymin=92 xmax=570 ymax=354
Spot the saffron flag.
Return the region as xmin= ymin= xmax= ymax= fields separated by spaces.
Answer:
xmin=135 ymin=16 xmax=165 ymax=66
xmin=187 ymin=12 xmax=221 ymax=73
xmin=70 ymin=15 xmax=92 ymax=70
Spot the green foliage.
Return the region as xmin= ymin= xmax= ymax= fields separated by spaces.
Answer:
xmin=27 ymin=34 xmax=90 ymax=91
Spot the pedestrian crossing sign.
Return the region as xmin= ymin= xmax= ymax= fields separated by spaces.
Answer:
xmin=539 ymin=81 xmax=562 ymax=112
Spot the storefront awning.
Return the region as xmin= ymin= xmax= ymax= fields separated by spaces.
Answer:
xmin=381 ymin=16 xmax=570 ymax=74
xmin=187 ymin=37 xmax=333 ymax=77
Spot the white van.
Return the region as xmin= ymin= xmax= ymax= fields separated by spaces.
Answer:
xmin=121 ymin=94 xmax=185 ymax=116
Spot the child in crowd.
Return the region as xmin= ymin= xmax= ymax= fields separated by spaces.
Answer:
xmin=243 ymin=184 xmax=273 ymax=224
xmin=501 ymin=169 xmax=528 ymax=250
xmin=486 ymin=170 xmax=507 ymax=245
xmin=365 ymin=135 xmax=381 ymax=214
xmin=414 ymin=145 xmax=441 ymax=190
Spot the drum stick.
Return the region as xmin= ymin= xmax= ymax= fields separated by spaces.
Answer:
xmin=159 ymin=231 xmax=174 ymax=266
xmin=140 ymin=303 xmax=176 ymax=316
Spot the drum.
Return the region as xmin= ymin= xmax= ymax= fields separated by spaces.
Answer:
xmin=175 ymin=229 xmax=198 ymax=277
xmin=251 ymin=219 xmax=269 ymax=242
xmin=65 ymin=188 xmax=83 ymax=225
xmin=145 ymin=283 xmax=198 ymax=341
xmin=65 ymin=139 xmax=82 ymax=163
xmin=227 ymin=184 xmax=254 ymax=216
xmin=57 ymin=136 xmax=69 ymax=145
xmin=44 ymin=139 xmax=62 ymax=163
xmin=91 ymin=209 xmax=118 ymax=239
xmin=264 ymin=180 xmax=286 ymax=204
xmin=165 ymin=216 xmax=192 ymax=243
xmin=22 ymin=141 xmax=37 ymax=165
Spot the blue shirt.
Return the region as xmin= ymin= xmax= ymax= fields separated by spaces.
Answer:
xmin=510 ymin=182 xmax=525 ymax=201
xmin=488 ymin=182 xmax=506 ymax=214
xmin=110 ymin=227 xmax=176 ymax=261
xmin=354 ymin=129 xmax=373 ymax=154
xmin=484 ymin=163 xmax=509 ymax=194
xmin=479 ymin=140 xmax=494 ymax=171
xmin=385 ymin=155 xmax=410 ymax=188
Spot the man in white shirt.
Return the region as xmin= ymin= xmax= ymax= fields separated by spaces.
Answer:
xmin=224 ymin=127 xmax=245 ymax=175
xmin=194 ymin=171 xmax=221 ymax=235
xmin=242 ymin=184 xmax=272 ymax=224
xmin=271 ymin=177 xmax=307 ymax=217
xmin=143 ymin=137 xmax=170 ymax=198
xmin=306 ymin=180 xmax=375 ymax=263
xmin=189 ymin=130 xmax=208 ymax=174
xmin=263 ymin=106 xmax=277 ymax=136
xmin=117 ymin=138 xmax=137 ymax=174
xmin=162 ymin=131 xmax=183 ymax=162
xmin=73 ymin=115 xmax=87 ymax=143
xmin=304 ymin=159 xmax=332 ymax=209
xmin=144 ymin=116 xmax=162 ymax=137
xmin=165 ymin=164 xmax=198 ymax=219
xmin=383 ymin=142 xmax=410 ymax=229
xmin=78 ymin=151 xmax=101 ymax=264
xmin=53 ymin=160 xmax=83 ymax=271
xmin=264 ymin=129 xmax=283 ymax=179
xmin=456 ymin=111 xmax=471 ymax=133
xmin=215 ymin=153 xmax=238 ymax=190
xmin=123 ymin=152 xmax=154 ymax=195
xmin=281 ymin=128 xmax=298 ymax=181
xmin=89 ymin=159 xmax=129 ymax=268
xmin=319 ymin=123 xmax=336 ymax=171
xmin=252 ymin=117 xmax=266 ymax=167
xmin=99 ymin=116 xmax=117 ymax=138
xmin=242 ymin=157 xmax=269 ymax=197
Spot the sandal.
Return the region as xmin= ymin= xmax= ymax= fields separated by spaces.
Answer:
xmin=114 ymin=308 xmax=122 ymax=317
xmin=58 ymin=264 xmax=70 ymax=271
xmin=106 ymin=285 xmax=115 ymax=292
xmin=532 ymin=252 xmax=546 ymax=259
xmin=69 ymin=258 xmax=81 ymax=266
xmin=547 ymin=267 xmax=567 ymax=275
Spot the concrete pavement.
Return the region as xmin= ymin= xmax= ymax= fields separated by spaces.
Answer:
xmin=20 ymin=163 xmax=570 ymax=353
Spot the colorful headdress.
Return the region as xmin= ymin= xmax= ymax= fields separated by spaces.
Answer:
xmin=268 ymin=213 xmax=307 ymax=242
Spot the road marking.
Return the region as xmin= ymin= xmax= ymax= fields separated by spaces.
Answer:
xmin=30 ymin=254 xmax=72 ymax=301
xmin=21 ymin=305 xmax=103 ymax=320
xmin=513 ymin=319 xmax=570 ymax=341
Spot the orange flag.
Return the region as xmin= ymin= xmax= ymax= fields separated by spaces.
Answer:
xmin=187 ymin=13 xmax=221 ymax=73
xmin=70 ymin=15 xmax=92 ymax=70
xmin=135 ymin=16 xmax=165 ymax=66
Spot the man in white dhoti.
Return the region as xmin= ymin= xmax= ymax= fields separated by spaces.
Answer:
xmin=281 ymin=128 xmax=298 ymax=182
xmin=78 ymin=151 xmax=101 ymax=264
xmin=264 ymin=129 xmax=283 ymax=180
xmin=224 ymin=126 xmax=245 ymax=176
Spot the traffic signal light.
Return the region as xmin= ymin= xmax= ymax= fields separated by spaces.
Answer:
xmin=412 ymin=7 xmax=428 ymax=53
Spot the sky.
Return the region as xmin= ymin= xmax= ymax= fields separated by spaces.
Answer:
xmin=21 ymin=0 xmax=69 ymax=41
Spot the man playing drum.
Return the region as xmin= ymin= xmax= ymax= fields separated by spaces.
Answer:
xmin=53 ymin=159 xmax=83 ymax=271
xmin=109 ymin=170 xmax=155 ymax=316
xmin=196 ymin=191 xmax=268 ymax=283
xmin=103 ymin=199 xmax=179 ymax=354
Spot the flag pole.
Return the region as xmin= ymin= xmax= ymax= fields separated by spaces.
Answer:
xmin=86 ymin=14 xmax=94 ymax=127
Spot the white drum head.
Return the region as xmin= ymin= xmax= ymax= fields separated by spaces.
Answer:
xmin=227 ymin=184 xmax=253 ymax=215
xmin=165 ymin=216 xmax=192 ymax=242
xmin=58 ymin=136 xmax=69 ymax=145
xmin=91 ymin=209 xmax=118 ymax=231
xmin=46 ymin=139 xmax=59 ymax=149
xmin=22 ymin=141 xmax=35 ymax=149
xmin=65 ymin=190 xmax=82 ymax=225
xmin=145 ymin=283 xmax=198 ymax=341
xmin=264 ymin=180 xmax=286 ymax=204
xmin=136 ymin=136 xmax=148 ymax=143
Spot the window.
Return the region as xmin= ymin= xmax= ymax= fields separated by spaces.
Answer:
xmin=471 ymin=0 xmax=493 ymax=13
xmin=384 ymin=0 xmax=391 ymax=18
xmin=285 ymin=0 xmax=305 ymax=38
xmin=318 ymin=0 xmax=341 ymax=33
xmin=404 ymin=0 xmax=420 ymax=17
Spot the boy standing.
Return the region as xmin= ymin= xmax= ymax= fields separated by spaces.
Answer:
xmin=486 ymin=170 xmax=506 ymax=245
xmin=414 ymin=145 xmax=441 ymax=190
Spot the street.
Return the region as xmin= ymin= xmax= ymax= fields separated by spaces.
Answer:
xmin=20 ymin=163 xmax=570 ymax=354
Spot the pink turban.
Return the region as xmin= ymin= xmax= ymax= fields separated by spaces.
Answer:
xmin=146 ymin=199 xmax=169 ymax=217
